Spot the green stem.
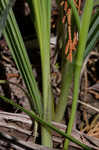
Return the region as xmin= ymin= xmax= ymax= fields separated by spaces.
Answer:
xmin=54 ymin=60 xmax=73 ymax=122
xmin=54 ymin=2 xmax=73 ymax=122
xmin=27 ymin=0 xmax=53 ymax=147
xmin=0 ymin=95 xmax=92 ymax=150
xmin=64 ymin=0 xmax=94 ymax=149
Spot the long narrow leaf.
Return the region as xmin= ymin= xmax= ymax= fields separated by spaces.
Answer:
xmin=0 ymin=0 xmax=15 ymax=37
xmin=0 ymin=0 xmax=42 ymax=116
xmin=84 ymin=10 xmax=99 ymax=58
xmin=27 ymin=0 xmax=53 ymax=147
xmin=64 ymin=0 xmax=94 ymax=149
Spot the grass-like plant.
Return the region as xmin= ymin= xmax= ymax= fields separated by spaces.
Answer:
xmin=64 ymin=0 xmax=94 ymax=149
xmin=0 ymin=0 xmax=98 ymax=149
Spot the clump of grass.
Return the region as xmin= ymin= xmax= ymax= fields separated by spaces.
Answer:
xmin=0 ymin=0 xmax=98 ymax=149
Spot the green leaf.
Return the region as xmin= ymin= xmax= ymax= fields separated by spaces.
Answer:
xmin=64 ymin=0 xmax=94 ymax=149
xmin=84 ymin=9 xmax=99 ymax=58
xmin=1 ymin=0 xmax=43 ymax=116
xmin=0 ymin=0 xmax=16 ymax=37
xmin=27 ymin=0 xmax=53 ymax=147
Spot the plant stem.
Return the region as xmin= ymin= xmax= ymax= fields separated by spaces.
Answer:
xmin=54 ymin=60 xmax=73 ymax=122
xmin=64 ymin=0 xmax=94 ymax=149
xmin=54 ymin=2 xmax=73 ymax=122
xmin=27 ymin=0 xmax=53 ymax=147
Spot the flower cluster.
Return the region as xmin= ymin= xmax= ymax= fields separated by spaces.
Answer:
xmin=61 ymin=0 xmax=81 ymax=62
